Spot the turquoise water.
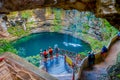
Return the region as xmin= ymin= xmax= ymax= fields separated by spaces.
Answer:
xmin=12 ymin=32 xmax=91 ymax=57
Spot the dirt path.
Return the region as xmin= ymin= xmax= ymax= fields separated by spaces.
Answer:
xmin=82 ymin=40 xmax=120 ymax=80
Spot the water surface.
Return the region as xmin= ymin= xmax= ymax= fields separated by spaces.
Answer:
xmin=12 ymin=32 xmax=91 ymax=57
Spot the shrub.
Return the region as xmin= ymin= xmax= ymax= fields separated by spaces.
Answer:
xmin=25 ymin=54 xmax=41 ymax=67
xmin=0 ymin=39 xmax=18 ymax=54
xmin=8 ymin=26 xmax=29 ymax=37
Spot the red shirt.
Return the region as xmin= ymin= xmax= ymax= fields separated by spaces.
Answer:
xmin=49 ymin=49 xmax=53 ymax=54
xmin=43 ymin=51 xmax=47 ymax=55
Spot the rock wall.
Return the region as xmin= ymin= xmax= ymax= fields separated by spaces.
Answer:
xmin=0 ymin=0 xmax=119 ymax=30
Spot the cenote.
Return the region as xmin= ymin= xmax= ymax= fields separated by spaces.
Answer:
xmin=12 ymin=32 xmax=91 ymax=57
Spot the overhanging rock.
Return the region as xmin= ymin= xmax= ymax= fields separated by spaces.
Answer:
xmin=0 ymin=0 xmax=120 ymax=30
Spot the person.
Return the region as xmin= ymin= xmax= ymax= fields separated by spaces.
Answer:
xmin=43 ymin=50 xmax=48 ymax=62
xmin=54 ymin=44 xmax=59 ymax=57
xmin=91 ymin=52 xmax=95 ymax=65
xmin=44 ymin=61 xmax=48 ymax=72
xmin=75 ymin=54 xmax=81 ymax=64
xmin=49 ymin=47 xmax=53 ymax=59
xmin=101 ymin=46 xmax=108 ymax=60
xmin=117 ymin=32 xmax=120 ymax=39
xmin=88 ymin=51 xmax=95 ymax=69
xmin=88 ymin=52 xmax=92 ymax=68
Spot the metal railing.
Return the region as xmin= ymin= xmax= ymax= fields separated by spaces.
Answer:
xmin=59 ymin=49 xmax=77 ymax=58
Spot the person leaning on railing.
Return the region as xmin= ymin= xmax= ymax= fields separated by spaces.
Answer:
xmin=43 ymin=50 xmax=48 ymax=62
xmin=54 ymin=44 xmax=60 ymax=57
xmin=75 ymin=54 xmax=82 ymax=64
xmin=48 ymin=47 xmax=53 ymax=60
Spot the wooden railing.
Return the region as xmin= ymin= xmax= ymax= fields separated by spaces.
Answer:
xmin=77 ymin=35 xmax=119 ymax=80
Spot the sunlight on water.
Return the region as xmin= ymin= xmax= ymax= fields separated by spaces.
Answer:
xmin=63 ymin=42 xmax=82 ymax=47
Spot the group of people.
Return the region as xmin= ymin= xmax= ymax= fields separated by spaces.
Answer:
xmin=87 ymin=45 xmax=108 ymax=69
xmin=40 ymin=45 xmax=59 ymax=62
xmin=40 ymin=44 xmax=108 ymax=69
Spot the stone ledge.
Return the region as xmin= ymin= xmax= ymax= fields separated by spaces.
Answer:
xmin=0 ymin=52 xmax=57 ymax=80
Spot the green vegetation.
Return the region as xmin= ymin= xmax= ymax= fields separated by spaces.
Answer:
xmin=77 ymin=18 xmax=118 ymax=53
xmin=51 ymin=8 xmax=62 ymax=32
xmin=21 ymin=10 xmax=33 ymax=19
xmin=0 ymin=39 xmax=18 ymax=54
xmin=108 ymin=52 xmax=120 ymax=80
xmin=51 ymin=24 xmax=62 ymax=32
xmin=83 ymin=34 xmax=107 ymax=52
xmin=8 ymin=26 xmax=30 ymax=37
xmin=117 ymin=74 xmax=120 ymax=78
xmin=79 ymin=52 xmax=88 ymax=58
xmin=81 ymin=24 xmax=117 ymax=53
xmin=25 ymin=54 xmax=41 ymax=67
xmin=82 ymin=23 xmax=90 ymax=34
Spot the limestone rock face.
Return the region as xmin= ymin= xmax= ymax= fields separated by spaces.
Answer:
xmin=0 ymin=0 xmax=120 ymax=30
xmin=96 ymin=0 xmax=117 ymax=16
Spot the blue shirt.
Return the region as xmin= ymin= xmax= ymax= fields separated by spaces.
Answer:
xmin=118 ymin=32 xmax=120 ymax=37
